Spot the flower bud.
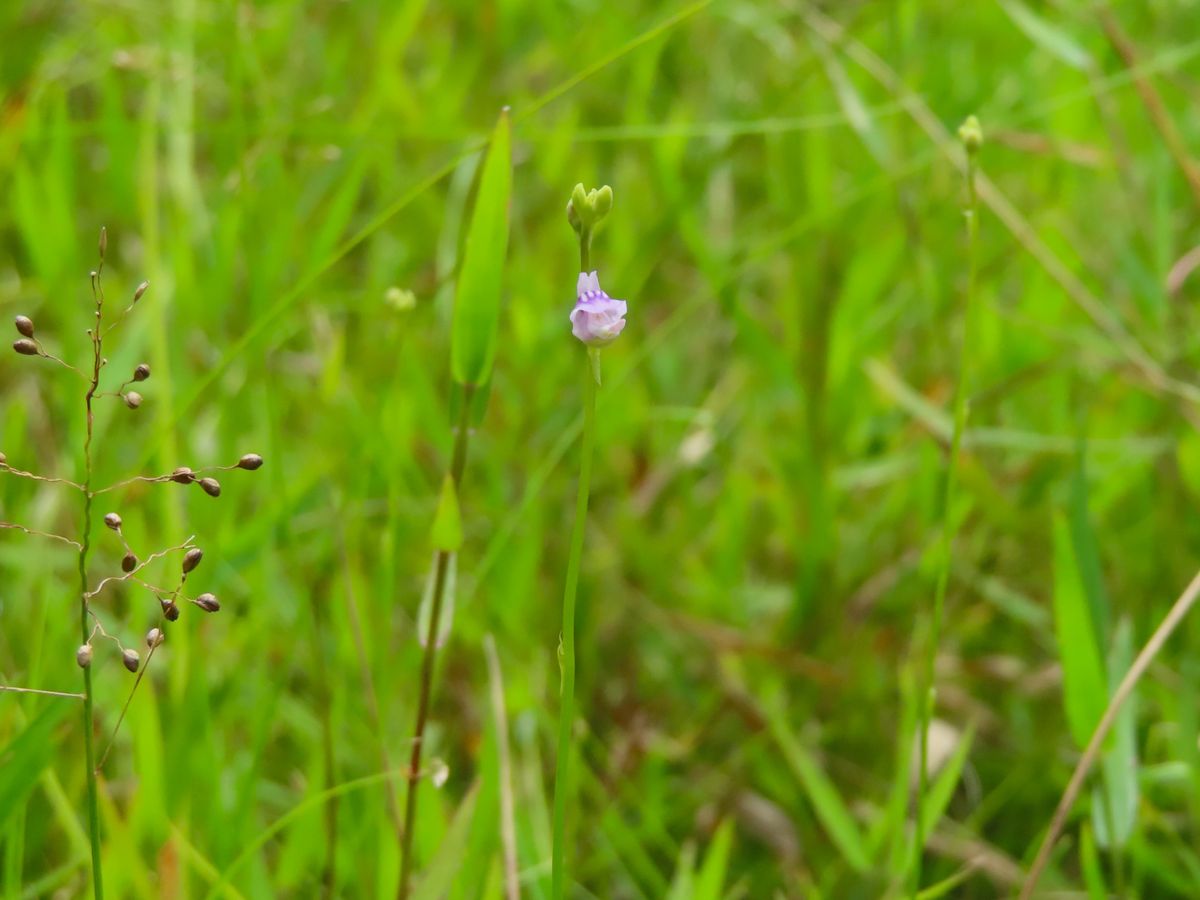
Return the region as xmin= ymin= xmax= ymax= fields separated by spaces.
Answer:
xmin=122 ymin=648 xmax=140 ymax=673
xmin=14 ymin=316 xmax=34 ymax=338
xmin=76 ymin=644 xmax=93 ymax=668
xmin=146 ymin=627 xmax=164 ymax=648
xmin=123 ymin=391 xmax=143 ymax=409
xmin=121 ymin=552 xmax=137 ymax=573
xmin=104 ymin=512 xmax=122 ymax=531
xmin=958 ymin=115 xmax=983 ymax=155
xmin=591 ymin=185 xmax=613 ymax=218
xmin=133 ymin=281 xmax=149 ymax=302
xmin=199 ymin=477 xmax=221 ymax=498
xmin=182 ymin=547 xmax=203 ymax=574
xmin=13 ymin=339 xmax=38 ymax=356
xmin=162 ymin=599 xmax=180 ymax=622
xmin=194 ymin=593 xmax=220 ymax=613
xmin=171 ymin=467 xmax=195 ymax=484
xmin=133 ymin=363 xmax=150 ymax=382
xmin=237 ymin=453 xmax=264 ymax=471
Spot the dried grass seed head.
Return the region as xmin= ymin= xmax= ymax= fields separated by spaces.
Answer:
xmin=13 ymin=339 xmax=38 ymax=356
xmin=133 ymin=363 xmax=150 ymax=382
xmin=104 ymin=512 xmax=123 ymax=531
xmin=162 ymin=599 xmax=180 ymax=622
xmin=133 ymin=280 xmax=149 ymax=303
xmin=121 ymin=648 xmax=140 ymax=673
xmin=194 ymin=593 xmax=220 ymax=612
xmin=145 ymin=627 xmax=164 ymax=648
xmin=199 ymin=477 xmax=221 ymax=498
xmin=171 ymin=467 xmax=196 ymax=484
xmin=237 ymin=453 xmax=263 ymax=471
xmin=14 ymin=316 xmax=34 ymax=338
xmin=182 ymin=547 xmax=203 ymax=574
xmin=121 ymin=552 xmax=137 ymax=573
xmin=123 ymin=391 xmax=143 ymax=409
xmin=76 ymin=644 xmax=93 ymax=668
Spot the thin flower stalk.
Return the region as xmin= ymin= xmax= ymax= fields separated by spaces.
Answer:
xmin=911 ymin=117 xmax=983 ymax=896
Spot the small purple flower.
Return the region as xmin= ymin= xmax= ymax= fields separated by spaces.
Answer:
xmin=570 ymin=272 xmax=627 ymax=346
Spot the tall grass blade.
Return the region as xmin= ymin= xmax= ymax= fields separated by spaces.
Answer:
xmin=451 ymin=108 xmax=512 ymax=388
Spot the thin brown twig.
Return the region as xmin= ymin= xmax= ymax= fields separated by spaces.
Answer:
xmin=0 ymin=685 xmax=85 ymax=700
xmin=1097 ymin=7 xmax=1200 ymax=209
xmin=1 ymin=464 xmax=86 ymax=491
xmin=95 ymin=623 xmax=163 ymax=773
xmin=1019 ymin=566 xmax=1200 ymax=898
xmin=84 ymin=537 xmax=195 ymax=599
xmin=93 ymin=465 xmax=241 ymax=495
xmin=0 ymin=521 xmax=82 ymax=549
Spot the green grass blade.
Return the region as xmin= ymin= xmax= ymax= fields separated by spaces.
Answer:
xmin=450 ymin=108 xmax=512 ymax=387
xmin=765 ymin=702 xmax=870 ymax=873
xmin=0 ymin=703 xmax=70 ymax=830
xmin=1052 ymin=514 xmax=1108 ymax=748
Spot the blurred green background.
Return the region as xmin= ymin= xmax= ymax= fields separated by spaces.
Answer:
xmin=4 ymin=0 xmax=1200 ymax=896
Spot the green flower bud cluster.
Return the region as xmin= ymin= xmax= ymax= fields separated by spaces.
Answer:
xmin=566 ymin=183 xmax=614 ymax=235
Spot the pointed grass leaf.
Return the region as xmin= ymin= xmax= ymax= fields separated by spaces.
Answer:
xmin=431 ymin=474 xmax=464 ymax=552
xmin=694 ymin=819 xmax=734 ymax=900
xmin=1092 ymin=617 xmax=1138 ymax=848
xmin=766 ymin=702 xmax=870 ymax=872
xmin=412 ymin=784 xmax=481 ymax=900
xmin=451 ymin=108 xmax=512 ymax=387
xmin=1052 ymin=515 xmax=1108 ymax=748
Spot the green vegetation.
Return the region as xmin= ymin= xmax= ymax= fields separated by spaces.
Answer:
xmin=3 ymin=1 xmax=1200 ymax=896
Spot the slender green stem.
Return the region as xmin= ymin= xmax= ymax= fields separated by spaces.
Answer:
xmin=80 ymin=272 xmax=105 ymax=900
xmin=398 ymin=385 xmax=474 ymax=899
xmin=911 ymin=152 xmax=979 ymax=895
xmin=580 ymin=227 xmax=592 ymax=273
xmin=551 ymin=348 xmax=598 ymax=900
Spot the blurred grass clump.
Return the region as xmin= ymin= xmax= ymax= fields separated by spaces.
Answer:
xmin=4 ymin=0 xmax=1200 ymax=897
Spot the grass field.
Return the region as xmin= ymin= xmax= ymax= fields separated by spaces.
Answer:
xmin=4 ymin=1 xmax=1200 ymax=897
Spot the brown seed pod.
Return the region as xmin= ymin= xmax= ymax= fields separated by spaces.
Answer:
xmin=14 ymin=316 xmax=34 ymax=338
xmin=145 ymin=627 xmax=164 ymax=648
xmin=133 ymin=281 xmax=149 ymax=302
xmin=76 ymin=644 xmax=93 ymax=668
xmin=182 ymin=547 xmax=203 ymax=574
xmin=104 ymin=512 xmax=123 ymax=531
xmin=194 ymin=593 xmax=220 ymax=613
xmin=121 ymin=552 xmax=138 ymax=573
xmin=122 ymin=648 xmax=140 ymax=673
xmin=13 ymin=339 xmax=38 ymax=356
xmin=124 ymin=391 xmax=143 ymax=409
xmin=237 ymin=453 xmax=264 ymax=471
xmin=171 ymin=467 xmax=195 ymax=484
xmin=199 ymin=477 xmax=221 ymax=498
xmin=133 ymin=363 xmax=151 ymax=382
xmin=162 ymin=599 xmax=180 ymax=622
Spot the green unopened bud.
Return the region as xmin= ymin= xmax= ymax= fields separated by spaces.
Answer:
xmin=958 ymin=115 xmax=982 ymax=155
xmin=590 ymin=185 xmax=613 ymax=219
xmin=566 ymin=183 xmax=615 ymax=233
